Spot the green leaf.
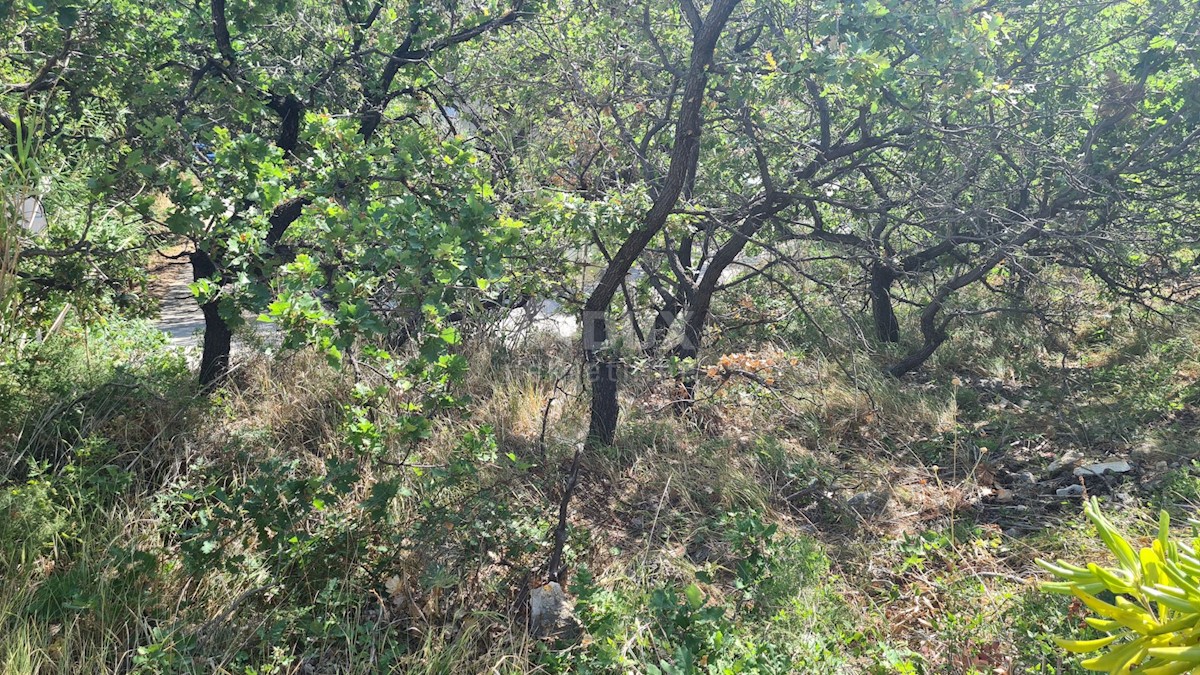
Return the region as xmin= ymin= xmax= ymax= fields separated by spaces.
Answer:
xmin=55 ymin=4 xmax=79 ymax=27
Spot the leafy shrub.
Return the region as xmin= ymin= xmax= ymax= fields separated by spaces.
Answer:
xmin=1039 ymin=497 xmax=1200 ymax=673
xmin=564 ymin=568 xmax=791 ymax=675
xmin=0 ymin=472 xmax=70 ymax=565
xmin=552 ymin=512 xmax=831 ymax=674
xmin=0 ymin=318 xmax=190 ymax=470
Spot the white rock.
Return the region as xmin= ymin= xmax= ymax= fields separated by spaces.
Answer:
xmin=1056 ymin=484 xmax=1085 ymax=497
xmin=1047 ymin=451 xmax=1083 ymax=474
xmin=530 ymin=582 xmax=569 ymax=637
xmin=1073 ymin=461 xmax=1133 ymax=477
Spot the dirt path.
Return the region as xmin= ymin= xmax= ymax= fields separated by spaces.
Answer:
xmin=153 ymin=260 xmax=205 ymax=350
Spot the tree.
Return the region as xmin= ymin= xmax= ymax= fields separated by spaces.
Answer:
xmin=463 ymin=0 xmax=989 ymax=436
xmin=831 ymin=0 xmax=1200 ymax=376
xmin=1 ymin=1 xmax=165 ymax=336
xmin=577 ymin=0 xmax=743 ymax=444
xmin=3 ymin=0 xmax=533 ymax=383
xmin=142 ymin=0 xmax=530 ymax=385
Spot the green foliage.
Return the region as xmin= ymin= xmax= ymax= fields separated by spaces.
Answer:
xmin=564 ymin=567 xmax=792 ymax=674
xmin=1039 ymin=498 xmax=1200 ymax=673
xmin=260 ymin=118 xmax=521 ymax=368
xmin=0 ymin=317 xmax=189 ymax=460
xmin=0 ymin=470 xmax=70 ymax=564
xmin=1153 ymin=463 xmax=1200 ymax=514
xmin=1008 ymin=589 xmax=1090 ymax=674
xmin=719 ymin=511 xmax=781 ymax=611
xmin=5 ymin=0 xmax=1200 ymax=670
xmin=553 ymin=512 xmax=847 ymax=673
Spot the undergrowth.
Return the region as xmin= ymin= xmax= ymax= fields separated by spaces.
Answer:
xmin=3 ymin=299 xmax=1200 ymax=673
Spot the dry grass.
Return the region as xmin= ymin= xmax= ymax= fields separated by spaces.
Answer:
xmin=7 ymin=293 xmax=1200 ymax=673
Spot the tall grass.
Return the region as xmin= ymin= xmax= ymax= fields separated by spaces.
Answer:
xmin=0 ymin=116 xmax=40 ymax=342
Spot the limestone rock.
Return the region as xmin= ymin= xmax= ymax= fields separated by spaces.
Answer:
xmin=1073 ymin=460 xmax=1132 ymax=477
xmin=530 ymin=582 xmax=570 ymax=637
xmin=1056 ymin=484 xmax=1084 ymax=497
xmin=1047 ymin=450 xmax=1083 ymax=474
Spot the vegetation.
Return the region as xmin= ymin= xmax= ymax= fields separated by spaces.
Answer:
xmin=1039 ymin=499 xmax=1200 ymax=673
xmin=3 ymin=0 xmax=1200 ymax=672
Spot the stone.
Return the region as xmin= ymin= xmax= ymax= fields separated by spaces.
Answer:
xmin=530 ymin=582 xmax=570 ymax=637
xmin=1010 ymin=471 xmax=1037 ymax=486
xmin=1132 ymin=438 xmax=1161 ymax=458
xmin=1073 ymin=460 xmax=1133 ymax=477
xmin=1047 ymin=451 xmax=1082 ymax=474
xmin=1056 ymin=484 xmax=1085 ymax=497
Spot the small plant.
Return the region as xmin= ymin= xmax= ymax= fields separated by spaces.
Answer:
xmin=722 ymin=511 xmax=779 ymax=607
xmin=565 ymin=568 xmax=790 ymax=674
xmin=1038 ymin=497 xmax=1200 ymax=673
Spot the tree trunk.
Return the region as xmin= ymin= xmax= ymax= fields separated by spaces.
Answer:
xmin=267 ymin=93 xmax=303 ymax=153
xmin=587 ymin=359 xmax=619 ymax=446
xmin=191 ymin=250 xmax=232 ymax=387
xmin=643 ymin=295 xmax=679 ymax=355
xmin=885 ymin=225 xmax=1042 ymax=378
xmin=869 ymin=261 xmax=900 ymax=343
xmin=582 ymin=0 xmax=741 ymax=446
xmin=885 ymin=305 xmax=946 ymax=378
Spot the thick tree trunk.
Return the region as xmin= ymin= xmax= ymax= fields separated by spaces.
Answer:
xmin=267 ymin=93 xmax=303 ymax=153
xmin=587 ymin=360 xmax=619 ymax=446
xmin=869 ymin=261 xmax=900 ymax=343
xmin=191 ymin=250 xmax=232 ymax=387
